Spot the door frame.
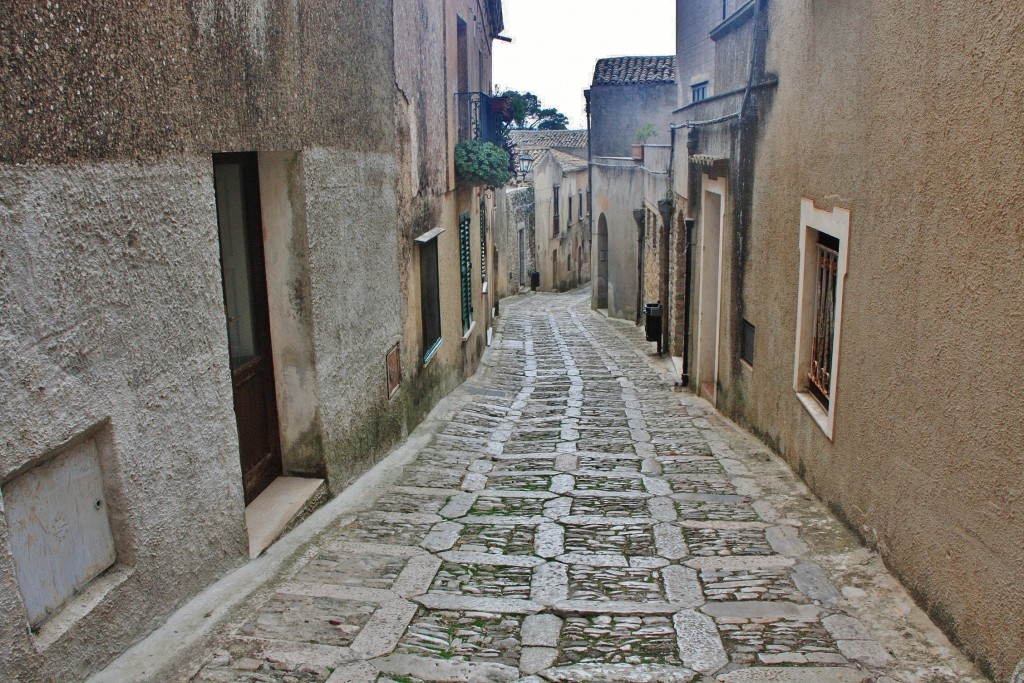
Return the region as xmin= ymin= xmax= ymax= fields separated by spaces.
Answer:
xmin=213 ymin=152 xmax=283 ymax=505
xmin=696 ymin=174 xmax=726 ymax=404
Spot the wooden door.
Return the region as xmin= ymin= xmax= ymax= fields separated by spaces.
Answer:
xmin=213 ymin=153 xmax=282 ymax=505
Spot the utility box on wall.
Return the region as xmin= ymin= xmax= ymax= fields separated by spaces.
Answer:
xmin=2 ymin=435 xmax=116 ymax=626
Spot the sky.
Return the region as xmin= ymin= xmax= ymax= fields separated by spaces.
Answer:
xmin=493 ymin=0 xmax=676 ymax=130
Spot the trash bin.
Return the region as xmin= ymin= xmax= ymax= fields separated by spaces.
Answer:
xmin=530 ymin=271 xmax=540 ymax=291
xmin=645 ymin=302 xmax=663 ymax=342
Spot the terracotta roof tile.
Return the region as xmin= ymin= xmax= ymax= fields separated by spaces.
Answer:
xmin=592 ymin=56 xmax=676 ymax=86
xmin=508 ymin=129 xmax=588 ymax=152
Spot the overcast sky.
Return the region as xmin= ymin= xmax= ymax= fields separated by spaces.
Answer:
xmin=493 ymin=0 xmax=676 ymax=129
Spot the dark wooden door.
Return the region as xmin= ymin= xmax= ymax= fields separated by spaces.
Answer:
xmin=213 ymin=153 xmax=282 ymax=505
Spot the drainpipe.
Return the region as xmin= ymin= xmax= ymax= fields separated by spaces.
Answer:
xmin=681 ymin=217 xmax=695 ymax=384
xmin=658 ymin=199 xmax=672 ymax=357
xmin=634 ymin=209 xmax=646 ymax=325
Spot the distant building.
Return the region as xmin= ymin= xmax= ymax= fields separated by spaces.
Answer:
xmin=532 ymin=149 xmax=591 ymax=292
xmin=586 ymin=56 xmax=677 ymax=321
xmin=503 ymin=129 xmax=590 ymax=293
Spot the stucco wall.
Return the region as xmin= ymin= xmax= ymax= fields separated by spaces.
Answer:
xmin=676 ymin=0 xmax=722 ymax=104
xmin=302 ymin=148 xmax=405 ymax=488
xmin=688 ymin=1 xmax=1024 ymax=678
xmin=591 ymin=160 xmax=646 ymax=321
xmin=1 ymin=0 xmax=395 ymax=163
xmin=0 ymin=157 xmax=248 ymax=682
xmin=0 ymin=0 xmax=418 ymax=679
xmin=589 ymin=83 xmax=678 ymax=158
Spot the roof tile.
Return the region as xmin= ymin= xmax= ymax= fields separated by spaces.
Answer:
xmin=592 ymin=56 xmax=676 ymax=86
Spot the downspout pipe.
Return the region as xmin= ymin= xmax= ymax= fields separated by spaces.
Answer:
xmin=681 ymin=217 xmax=695 ymax=383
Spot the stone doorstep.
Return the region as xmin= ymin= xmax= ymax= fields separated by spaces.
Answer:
xmin=245 ymin=477 xmax=329 ymax=559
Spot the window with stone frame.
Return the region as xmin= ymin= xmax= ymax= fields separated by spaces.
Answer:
xmin=416 ymin=228 xmax=444 ymax=362
xmin=553 ymin=186 xmax=560 ymax=235
xmin=793 ymin=199 xmax=849 ymax=439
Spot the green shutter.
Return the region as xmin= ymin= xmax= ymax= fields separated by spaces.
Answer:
xmin=480 ymin=200 xmax=488 ymax=285
xmin=459 ymin=211 xmax=472 ymax=334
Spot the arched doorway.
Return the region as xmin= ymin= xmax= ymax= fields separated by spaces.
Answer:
xmin=597 ymin=214 xmax=609 ymax=309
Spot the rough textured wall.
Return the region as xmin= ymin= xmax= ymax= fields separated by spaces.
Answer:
xmin=393 ymin=0 xmax=495 ymax=419
xmin=301 ymin=147 xmax=405 ymax=489
xmin=642 ymin=206 xmax=662 ymax=306
xmin=0 ymin=157 xmax=248 ymax=682
xmin=510 ymin=186 xmax=536 ymax=287
xmin=591 ymin=161 xmax=648 ymax=320
xmin=1 ymin=0 xmax=395 ymax=163
xmin=712 ymin=8 xmax=755 ymax=93
xmin=0 ymin=1 xmax=399 ymax=679
xmin=714 ymin=1 xmax=1024 ymax=678
xmin=259 ymin=151 xmax=325 ymax=477
xmin=589 ymin=83 xmax=678 ymax=158
xmin=676 ymin=0 xmax=721 ymax=104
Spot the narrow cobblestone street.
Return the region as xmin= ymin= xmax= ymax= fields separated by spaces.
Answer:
xmin=124 ymin=290 xmax=984 ymax=683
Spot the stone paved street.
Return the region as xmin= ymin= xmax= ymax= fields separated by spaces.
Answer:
xmin=126 ymin=290 xmax=986 ymax=683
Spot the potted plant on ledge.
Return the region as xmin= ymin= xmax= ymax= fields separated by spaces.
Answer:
xmin=455 ymin=139 xmax=513 ymax=188
xmin=632 ymin=123 xmax=657 ymax=163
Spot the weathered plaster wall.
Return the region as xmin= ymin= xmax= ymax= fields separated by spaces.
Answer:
xmin=702 ymin=1 xmax=1024 ymax=678
xmin=0 ymin=1 xmax=404 ymax=679
xmin=0 ymin=157 xmax=248 ymax=682
xmin=259 ymin=150 xmax=325 ymax=477
xmin=591 ymin=160 xmax=647 ymax=321
xmin=495 ymin=185 xmax=535 ymax=292
xmin=589 ymin=83 xmax=678 ymax=158
xmin=302 ymin=148 xmax=405 ymax=489
xmin=676 ymin=0 xmax=722 ymax=104
xmin=394 ymin=0 xmax=495 ymax=409
xmin=1 ymin=0 xmax=395 ymax=164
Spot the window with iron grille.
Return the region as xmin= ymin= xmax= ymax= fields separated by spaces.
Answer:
xmin=808 ymin=233 xmax=839 ymax=408
xmin=552 ymin=186 xmax=560 ymax=235
xmin=794 ymin=199 xmax=850 ymax=439
xmin=459 ymin=211 xmax=473 ymax=334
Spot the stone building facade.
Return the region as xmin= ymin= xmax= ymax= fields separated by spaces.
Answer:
xmin=531 ymin=149 xmax=591 ymax=292
xmin=492 ymin=185 xmax=536 ymax=296
xmin=586 ymin=56 xmax=677 ymax=321
xmin=0 ymin=0 xmax=505 ymax=680
xmin=670 ymin=1 xmax=1024 ymax=679
xmin=504 ymin=129 xmax=589 ymax=293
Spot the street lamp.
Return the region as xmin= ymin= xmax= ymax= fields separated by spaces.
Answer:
xmin=517 ymin=152 xmax=534 ymax=181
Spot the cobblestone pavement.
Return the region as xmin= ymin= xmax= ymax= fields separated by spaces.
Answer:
xmin=176 ymin=291 xmax=987 ymax=683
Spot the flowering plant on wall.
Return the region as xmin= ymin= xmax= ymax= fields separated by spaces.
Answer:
xmin=455 ymin=139 xmax=513 ymax=188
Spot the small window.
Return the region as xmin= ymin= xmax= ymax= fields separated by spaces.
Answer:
xmin=741 ymin=320 xmax=755 ymax=365
xmin=578 ymin=192 xmax=584 ymax=219
xmin=568 ymin=193 xmax=573 ymax=224
xmin=416 ymin=228 xmax=444 ymax=362
xmin=691 ymin=81 xmax=708 ymax=103
xmin=552 ymin=186 xmax=560 ymax=234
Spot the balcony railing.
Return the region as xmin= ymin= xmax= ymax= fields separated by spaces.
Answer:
xmin=456 ymin=91 xmax=505 ymax=146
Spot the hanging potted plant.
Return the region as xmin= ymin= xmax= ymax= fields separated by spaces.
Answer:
xmin=455 ymin=139 xmax=513 ymax=187
xmin=632 ymin=123 xmax=657 ymax=162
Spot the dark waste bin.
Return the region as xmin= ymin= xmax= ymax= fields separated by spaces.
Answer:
xmin=530 ymin=271 xmax=540 ymax=290
xmin=645 ymin=302 xmax=663 ymax=352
